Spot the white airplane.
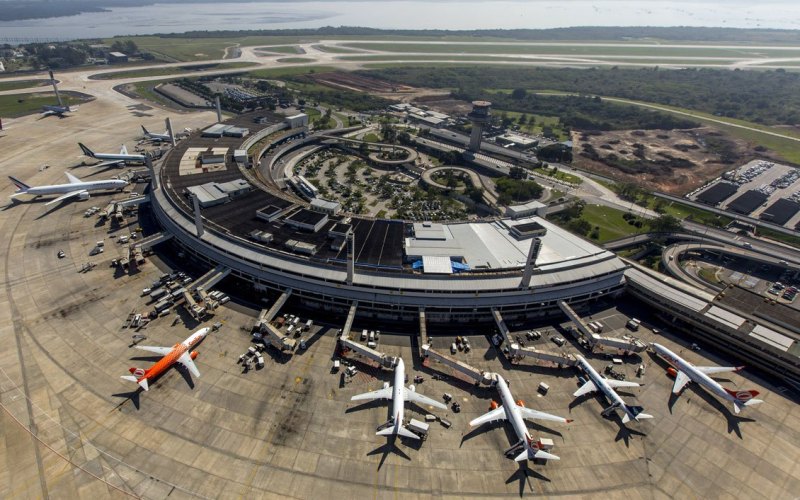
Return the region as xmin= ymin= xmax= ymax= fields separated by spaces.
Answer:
xmin=651 ymin=343 xmax=763 ymax=414
xmin=9 ymin=173 xmax=127 ymax=206
xmin=574 ymin=355 xmax=653 ymax=424
xmin=79 ymin=142 xmax=146 ymax=169
xmin=121 ymin=327 xmax=210 ymax=391
xmin=351 ymin=358 xmax=446 ymax=440
xmin=41 ymin=71 xmax=77 ymax=117
xmin=141 ymin=125 xmax=172 ymax=142
xmin=470 ymin=375 xmax=571 ymax=462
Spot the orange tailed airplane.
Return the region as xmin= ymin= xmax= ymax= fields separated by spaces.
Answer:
xmin=121 ymin=327 xmax=210 ymax=391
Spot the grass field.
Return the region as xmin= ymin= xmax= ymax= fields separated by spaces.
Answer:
xmin=494 ymin=109 xmax=568 ymax=140
xmin=129 ymin=81 xmax=183 ymax=109
xmin=0 ymin=92 xmax=92 ymax=118
xmin=580 ymin=204 xmax=649 ymax=242
xmin=93 ymin=62 xmax=257 ymax=80
xmin=276 ymin=57 xmax=317 ymax=64
xmin=0 ymin=79 xmax=48 ymax=91
xmin=246 ymin=66 xmax=336 ymax=79
xmin=106 ymin=35 xmax=311 ymax=61
xmin=531 ymin=166 xmax=582 ymax=185
xmin=255 ymin=45 xmax=302 ymax=54
xmin=338 ymin=42 xmax=800 ymax=59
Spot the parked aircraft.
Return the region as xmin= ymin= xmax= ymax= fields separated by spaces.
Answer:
xmin=79 ymin=142 xmax=146 ymax=168
xmin=351 ymin=358 xmax=446 ymax=439
xmin=651 ymin=343 xmax=763 ymax=414
xmin=121 ymin=327 xmax=210 ymax=391
xmin=9 ymin=173 xmax=127 ymax=206
xmin=141 ymin=125 xmax=172 ymax=142
xmin=41 ymin=71 xmax=77 ymax=117
xmin=573 ymin=355 xmax=653 ymax=424
xmin=470 ymin=375 xmax=571 ymax=462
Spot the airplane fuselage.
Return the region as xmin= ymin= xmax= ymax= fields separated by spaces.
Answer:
xmin=390 ymin=358 xmax=407 ymax=432
xmin=496 ymin=376 xmax=532 ymax=446
xmin=652 ymin=343 xmax=739 ymax=403
xmin=93 ymin=152 xmax=146 ymax=163
xmin=23 ymin=179 xmax=127 ymax=196
xmin=576 ymin=356 xmax=627 ymax=410
xmin=134 ymin=327 xmax=209 ymax=384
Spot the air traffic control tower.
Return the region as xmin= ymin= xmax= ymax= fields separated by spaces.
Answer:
xmin=467 ymin=100 xmax=491 ymax=152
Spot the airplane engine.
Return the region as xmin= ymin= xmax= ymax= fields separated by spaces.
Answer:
xmin=78 ymin=191 xmax=90 ymax=200
xmin=409 ymin=385 xmax=416 ymax=392
xmin=383 ymin=381 xmax=390 ymax=389
xmin=490 ymin=400 xmax=499 ymax=410
xmin=190 ymin=351 xmax=199 ymax=360
xmin=666 ymin=367 xmax=677 ymax=378
xmin=516 ymin=399 xmax=525 ymax=407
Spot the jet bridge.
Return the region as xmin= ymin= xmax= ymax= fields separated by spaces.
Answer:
xmin=191 ymin=264 xmax=231 ymax=292
xmin=508 ymin=344 xmax=577 ymax=368
xmin=133 ymin=231 xmax=173 ymax=251
xmin=557 ymin=300 xmax=646 ymax=355
xmin=341 ymin=301 xmax=358 ymax=340
xmin=117 ymin=195 xmax=150 ymax=208
xmin=338 ymin=337 xmax=399 ymax=370
xmin=420 ymin=344 xmax=496 ymax=386
xmin=492 ymin=307 xmax=576 ymax=367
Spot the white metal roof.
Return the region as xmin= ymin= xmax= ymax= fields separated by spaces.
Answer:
xmin=705 ymin=306 xmax=746 ymax=330
xmin=422 ymin=256 xmax=453 ymax=274
xmin=749 ymin=325 xmax=794 ymax=352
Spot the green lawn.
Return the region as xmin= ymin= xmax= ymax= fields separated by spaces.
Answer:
xmin=339 ymin=42 xmax=800 ymax=59
xmin=246 ymin=66 xmax=336 ymax=79
xmin=362 ymin=133 xmax=380 ymax=142
xmin=93 ymin=62 xmax=257 ymax=80
xmin=130 ymin=81 xmax=183 ymax=108
xmin=0 ymin=92 xmax=92 ymax=117
xmin=578 ymin=204 xmax=649 ymax=243
xmin=276 ymin=57 xmax=317 ymax=64
xmin=0 ymin=79 xmax=48 ymax=91
xmin=531 ymin=166 xmax=582 ymax=185
xmin=256 ymin=45 xmax=302 ymax=54
xmin=494 ymin=109 xmax=568 ymax=140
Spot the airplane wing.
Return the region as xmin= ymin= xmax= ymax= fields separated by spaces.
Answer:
xmin=44 ymin=190 xmax=87 ymax=206
xmin=65 ymin=172 xmax=82 ymax=184
xmin=469 ymin=406 xmax=506 ymax=427
xmin=41 ymin=110 xmax=56 ymax=117
xmin=350 ymin=387 xmax=392 ymax=402
xmin=573 ymin=380 xmax=598 ymax=397
xmin=135 ymin=345 xmax=172 ymax=355
xmin=605 ymin=379 xmax=642 ymax=389
xmin=177 ymin=352 xmax=201 ymax=378
xmin=403 ymin=387 xmax=447 ymax=410
xmin=696 ymin=366 xmax=741 ymax=375
xmin=519 ymin=406 xmax=572 ymax=424
xmin=671 ymin=370 xmax=692 ymax=394
xmin=88 ymin=159 xmax=125 ymax=168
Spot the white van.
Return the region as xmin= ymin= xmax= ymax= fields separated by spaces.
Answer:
xmin=361 ymin=329 xmax=368 ymax=341
xmin=286 ymin=325 xmax=295 ymax=335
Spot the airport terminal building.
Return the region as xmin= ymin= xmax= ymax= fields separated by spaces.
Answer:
xmin=150 ymin=114 xmax=627 ymax=324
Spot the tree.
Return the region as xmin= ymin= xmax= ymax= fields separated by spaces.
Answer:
xmin=468 ymin=187 xmax=484 ymax=204
xmin=509 ymin=166 xmax=527 ymax=179
xmin=511 ymin=88 xmax=527 ymax=99
xmin=648 ymin=214 xmax=682 ymax=233
xmin=518 ymin=113 xmax=528 ymax=125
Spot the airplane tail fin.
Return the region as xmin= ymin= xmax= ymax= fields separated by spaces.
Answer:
xmin=8 ymin=176 xmax=30 ymax=192
xmin=78 ymin=143 xmax=95 ymax=158
xmin=724 ymin=388 xmax=762 ymax=414
xmin=141 ymin=125 xmax=149 ymax=135
xmin=120 ymin=375 xmax=149 ymax=391
xmin=376 ymin=424 xmax=418 ymax=440
xmin=514 ymin=443 xmax=560 ymax=462
xmin=622 ymin=405 xmax=654 ymax=424
xmin=724 ymin=388 xmax=760 ymax=402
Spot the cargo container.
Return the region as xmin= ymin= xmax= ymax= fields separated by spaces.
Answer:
xmin=538 ymin=382 xmax=550 ymax=395
xmin=407 ymin=418 xmax=429 ymax=438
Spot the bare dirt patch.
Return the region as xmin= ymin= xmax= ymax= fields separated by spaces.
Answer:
xmin=573 ymin=127 xmax=758 ymax=195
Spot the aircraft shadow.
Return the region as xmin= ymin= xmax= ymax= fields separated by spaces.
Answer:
xmin=367 ymin=435 xmax=411 ymax=469
xmin=506 ymin=464 xmax=550 ymax=498
xmin=345 ymin=399 xmax=387 ymax=414
xmin=111 ymin=389 xmax=142 ymax=411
